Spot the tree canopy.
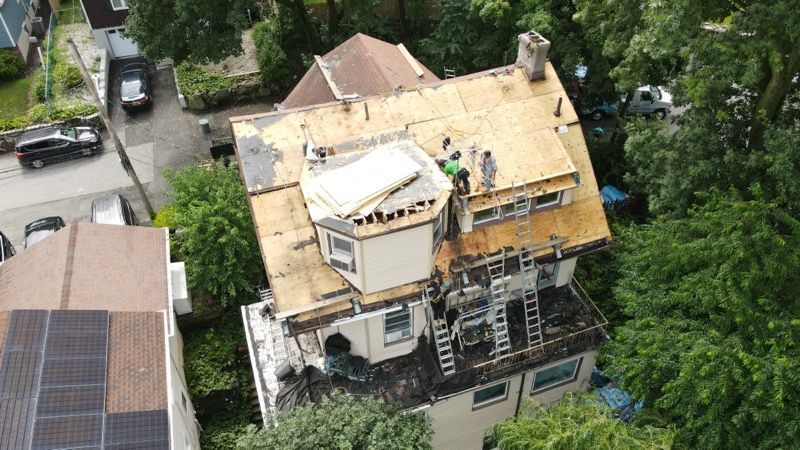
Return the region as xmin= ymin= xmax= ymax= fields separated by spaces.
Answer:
xmin=126 ymin=0 xmax=253 ymax=63
xmin=236 ymin=393 xmax=433 ymax=449
xmin=492 ymin=393 xmax=675 ymax=450
xmin=164 ymin=162 xmax=263 ymax=308
xmin=601 ymin=188 xmax=800 ymax=449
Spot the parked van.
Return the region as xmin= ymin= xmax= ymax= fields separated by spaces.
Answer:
xmin=583 ymin=86 xmax=673 ymax=120
xmin=91 ymin=194 xmax=139 ymax=226
xmin=15 ymin=126 xmax=102 ymax=168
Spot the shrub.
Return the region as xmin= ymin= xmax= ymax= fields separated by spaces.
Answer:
xmin=51 ymin=63 xmax=83 ymax=97
xmin=175 ymin=62 xmax=238 ymax=96
xmin=0 ymin=103 xmax=97 ymax=132
xmin=0 ymin=50 xmax=26 ymax=81
xmin=252 ymin=20 xmax=291 ymax=89
xmin=152 ymin=204 xmax=178 ymax=229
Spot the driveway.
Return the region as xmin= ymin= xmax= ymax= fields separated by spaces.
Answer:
xmin=0 ymin=58 xmax=274 ymax=248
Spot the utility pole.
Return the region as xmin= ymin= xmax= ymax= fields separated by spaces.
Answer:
xmin=66 ymin=39 xmax=156 ymax=219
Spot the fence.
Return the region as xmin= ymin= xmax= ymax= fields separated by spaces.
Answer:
xmin=43 ymin=11 xmax=57 ymax=105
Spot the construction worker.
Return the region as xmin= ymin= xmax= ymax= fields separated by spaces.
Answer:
xmin=480 ymin=150 xmax=497 ymax=190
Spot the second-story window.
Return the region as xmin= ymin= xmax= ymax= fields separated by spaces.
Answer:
xmin=110 ymin=0 xmax=128 ymax=11
xmin=384 ymin=308 xmax=412 ymax=344
xmin=327 ymin=233 xmax=356 ymax=273
xmin=432 ymin=213 xmax=444 ymax=253
xmin=473 ymin=206 xmax=501 ymax=225
xmin=534 ymin=191 xmax=562 ymax=209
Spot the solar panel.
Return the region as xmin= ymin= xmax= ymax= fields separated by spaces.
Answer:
xmin=46 ymin=310 xmax=109 ymax=335
xmin=0 ymin=351 xmax=42 ymax=399
xmin=30 ymin=414 xmax=103 ymax=449
xmin=43 ymin=334 xmax=107 ymax=360
xmin=104 ymin=410 xmax=169 ymax=446
xmin=36 ymin=385 xmax=105 ymax=418
xmin=0 ymin=398 xmax=35 ymax=450
xmin=39 ymin=357 xmax=106 ymax=388
xmin=4 ymin=310 xmax=48 ymax=352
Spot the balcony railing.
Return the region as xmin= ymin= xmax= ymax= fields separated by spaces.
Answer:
xmin=472 ymin=276 xmax=609 ymax=375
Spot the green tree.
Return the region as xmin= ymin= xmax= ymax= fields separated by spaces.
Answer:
xmin=126 ymin=0 xmax=253 ymax=63
xmin=493 ymin=393 xmax=675 ymax=450
xmin=165 ymin=162 xmax=263 ymax=308
xmin=575 ymin=0 xmax=800 ymax=147
xmin=601 ymin=188 xmax=800 ymax=449
xmin=236 ymin=393 xmax=433 ymax=449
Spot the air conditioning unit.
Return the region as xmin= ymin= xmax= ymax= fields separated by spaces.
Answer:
xmin=329 ymin=253 xmax=354 ymax=272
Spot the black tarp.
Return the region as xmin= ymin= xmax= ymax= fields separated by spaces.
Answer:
xmin=276 ymin=366 xmax=330 ymax=412
xmin=325 ymin=332 xmax=351 ymax=355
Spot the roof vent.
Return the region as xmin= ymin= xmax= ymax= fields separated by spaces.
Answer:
xmin=515 ymin=31 xmax=550 ymax=81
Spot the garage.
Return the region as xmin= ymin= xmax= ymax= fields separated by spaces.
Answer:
xmin=106 ymin=27 xmax=138 ymax=58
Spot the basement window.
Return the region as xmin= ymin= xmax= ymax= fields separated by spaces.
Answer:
xmin=531 ymin=357 xmax=582 ymax=394
xmin=472 ymin=381 xmax=509 ymax=409
xmin=110 ymin=0 xmax=129 ymax=11
xmin=384 ymin=308 xmax=412 ymax=344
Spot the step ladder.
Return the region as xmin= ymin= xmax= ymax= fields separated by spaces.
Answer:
xmin=268 ymin=317 xmax=302 ymax=371
xmin=444 ymin=67 xmax=456 ymax=79
xmin=424 ymin=288 xmax=456 ymax=376
xmin=512 ymin=181 xmax=543 ymax=347
xmin=485 ymin=251 xmax=511 ymax=357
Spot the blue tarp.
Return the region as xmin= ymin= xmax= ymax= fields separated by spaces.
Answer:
xmin=592 ymin=368 xmax=644 ymax=423
xmin=600 ymin=185 xmax=628 ymax=210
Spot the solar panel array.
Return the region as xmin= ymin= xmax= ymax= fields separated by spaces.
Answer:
xmin=0 ymin=310 xmax=49 ymax=450
xmin=0 ymin=309 xmax=171 ymax=449
xmin=31 ymin=310 xmax=109 ymax=450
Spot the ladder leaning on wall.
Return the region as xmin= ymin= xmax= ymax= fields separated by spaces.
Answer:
xmin=485 ymin=250 xmax=511 ymax=357
xmin=512 ymin=181 xmax=543 ymax=348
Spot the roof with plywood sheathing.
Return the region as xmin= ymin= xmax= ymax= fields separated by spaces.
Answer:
xmin=230 ymin=62 xmax=611 ymax=323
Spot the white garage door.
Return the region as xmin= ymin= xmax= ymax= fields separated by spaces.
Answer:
xmin=106 ymin=27 xmax=138 ymax=58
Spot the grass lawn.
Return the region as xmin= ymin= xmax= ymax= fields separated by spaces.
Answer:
xmin=0 ymin=76 xmax=33 ymax=120
xmin=57 ymin=0 xmax=86 ymax=24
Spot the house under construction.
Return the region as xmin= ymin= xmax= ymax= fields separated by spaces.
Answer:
xmin=232 ymin=31 xmax=612 ymax=449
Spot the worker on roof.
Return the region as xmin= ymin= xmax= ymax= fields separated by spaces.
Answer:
xmin=438 ymin=152 xmax=471 ymax=195
xmin=480 ymin=150 xmax=497 ymax=190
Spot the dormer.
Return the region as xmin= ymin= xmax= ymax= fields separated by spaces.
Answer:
xmin=300 ymin=140 xmax=452 ymax=294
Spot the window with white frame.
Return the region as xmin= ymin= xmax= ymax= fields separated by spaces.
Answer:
xmin=384 ymin=308 xmax=412 ymax=344
xmin=473 ymin=206 xmax=501 ymax=225
xmin=432 ymin=213 xmax=444 ymax=253
xmin=531 ymin=357 xmax=581 ymax=393
xmin=110 ymin=0 xmax=129 ymax=11
xmin=534 ymin=191 xmax=562 ymax=209
xmin=501 ymin=198 xmax=531 ymax=217
xmin=327 ymin=232 xmax=356 ymax=273
xmin=472 ymin=381 xmax=509 ymax=409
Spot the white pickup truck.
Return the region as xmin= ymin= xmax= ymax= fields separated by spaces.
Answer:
xmin=583 ymin=85 xmax=673 ymax=120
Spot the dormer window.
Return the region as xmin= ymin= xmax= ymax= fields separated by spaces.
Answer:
xmin=534 ymin=191 xmax=562 ymax=209
xmin=110 ymin=0 xmax=129 ymax=11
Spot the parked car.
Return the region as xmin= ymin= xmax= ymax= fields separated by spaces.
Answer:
xmin=582 ymin=85 xmax=673 ymax=120
xmin=24 ymin=217 xmax=65 ymax=248
xmin=119 ymin=63 xmax=153 ymax=112
xmin=0 ymin=231 xmax=15 ymax=263
xmin=15 ymin=126 xmax=102 ymax=169
xmin=91 ymin=194 xmax=139 ymax=226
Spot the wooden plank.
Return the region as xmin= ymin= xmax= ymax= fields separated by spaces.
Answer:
xmin=276 ymin=295 xmax=354 ymax=320
xmin=397 ymin=43 xmax=424 ymax=77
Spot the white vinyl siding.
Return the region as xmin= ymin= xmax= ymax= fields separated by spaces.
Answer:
xmin=361 ymin=223 xmax=433 ymax=293
xmin=555 ymin=257 xmax=576 ymax=287
xmin=432 ymin=213 xmax=444 ymax=253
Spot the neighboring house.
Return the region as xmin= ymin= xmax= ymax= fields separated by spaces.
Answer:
xmin=281 ymin=32 xmax=439 ymax=109
xmin=0 ymin=0 xmax=46 ymax=61
xmin=233 ymin=30 xmax=612 ymax=449
xmin=0 ymin=223 xmax=199 ymax=449
xmin=79 ymin=0 xmax=138 ymax=58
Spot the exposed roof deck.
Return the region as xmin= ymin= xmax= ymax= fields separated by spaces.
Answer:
xmin=232 ymin=62 xmax=611 ymax=322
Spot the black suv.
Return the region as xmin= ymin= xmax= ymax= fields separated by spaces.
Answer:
xmin=15 ymin=126 xmax=102 ymax=169
xmin=24 ymin=216 xmax=65 ymax=248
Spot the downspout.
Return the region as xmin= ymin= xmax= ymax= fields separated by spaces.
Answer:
xmin=514 ymin=372 xmax=526 ymax=417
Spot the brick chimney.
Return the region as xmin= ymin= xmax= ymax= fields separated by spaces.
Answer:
xmin=515 ymin=31 xmax=550 ymax=81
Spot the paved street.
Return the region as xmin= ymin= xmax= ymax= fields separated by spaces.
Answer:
xmin=0 ymin=59 xmax=273 ymax=248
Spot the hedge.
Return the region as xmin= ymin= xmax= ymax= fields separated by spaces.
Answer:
xmin=0 ymin=50 xmax=26 ymax=81
xmin=0 ymin=103 xmax=98 ymax=132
